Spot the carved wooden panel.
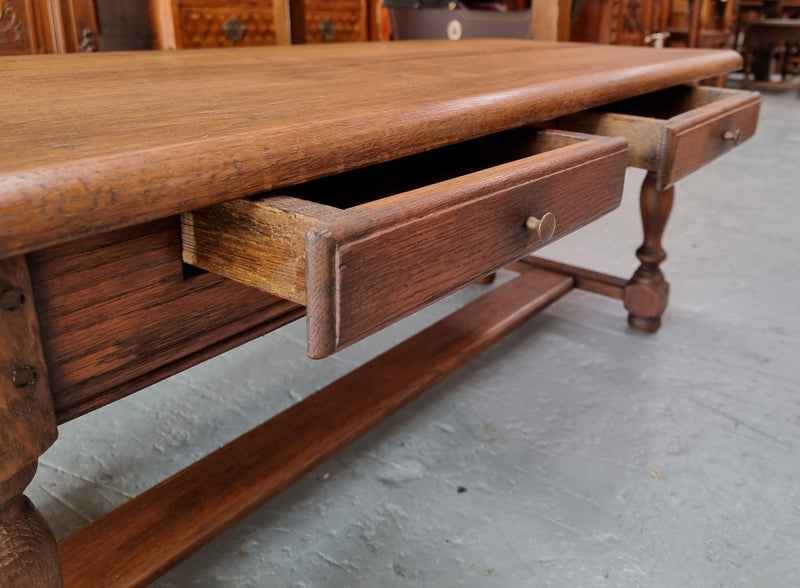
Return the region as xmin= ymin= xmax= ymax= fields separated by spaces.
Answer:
xmin=62 ymin=0 xmax=100 ymax=52
xmin=569 ymin=0 xmax=669 ymax=46
xmin=0 ymin=0 xmax=36 ymax=54
xmin=0 ymin=0 xmax=99 ymax=55
xmin=173 ymin=0 xmax=290 ymax=47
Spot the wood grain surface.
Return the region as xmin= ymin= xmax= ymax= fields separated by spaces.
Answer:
xmin=27 ymin=218 xmax=304 ymax=423
xmin=0 ymin=464 xmax=62 ymax=588
xmin=0 ymin=39 xmax=742 ymax=258
xmin=57 ymin=267 xmax=573 ymax=588
xmin=0 ymin=256 xmax=57 ymax=481
xmin=305 ymin=133 xmax=627 ymax=357
xmin=558 ymin=85 xmax=760 ymax=189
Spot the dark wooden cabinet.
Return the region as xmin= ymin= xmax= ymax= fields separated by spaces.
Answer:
xmin=569 ymin=0 xmax=734 ymax=49
xmin=570 ymin=0 xmax=670 ymax=45
xmin=0 ymin=0 xmax=99 ymax=55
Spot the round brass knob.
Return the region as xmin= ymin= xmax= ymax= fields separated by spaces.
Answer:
xmin=723 ymin=129 xmax=742 ymax=145
xmin=526 ymin=212 xmax=556 ymax=242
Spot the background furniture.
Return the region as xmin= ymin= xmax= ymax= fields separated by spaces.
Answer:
xmin=568 ymin=0 xmax=736 ymax=49
xmin=742 ymin=18 xmax=800 ymax=94
xmin=0 ymin=0 xmax=99 ymax=54
xmin=151 ymin=0 xmax=291 ymax=48
xmin=0 ymin=39 xmax=756 ymax=587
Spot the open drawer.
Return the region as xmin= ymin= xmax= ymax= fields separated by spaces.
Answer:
xmin=557 ymin=86 xmax=760 ymax=190
xmin=182 ymin=128 xmax=627 ymax=358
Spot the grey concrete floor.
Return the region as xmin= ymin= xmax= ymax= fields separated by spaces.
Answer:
xmin=31 ymin=89 xmax=799 ymax=587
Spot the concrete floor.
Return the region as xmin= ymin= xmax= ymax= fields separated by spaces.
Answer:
xmin=31 ymin=89 xmax=799 ymax=587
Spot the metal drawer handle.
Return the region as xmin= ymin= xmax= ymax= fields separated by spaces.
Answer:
xmin=318 ymin=18 xmax=338 ymax=41
xmin=723 ymin=129 xmax=742 ymax=145
xmin=78 ymin=27 xmax=97 ymax=52
xmin=526 ymin=212 xmax=557 ymax=242
xmin=222 ymin=17 xmax=247 ymax=42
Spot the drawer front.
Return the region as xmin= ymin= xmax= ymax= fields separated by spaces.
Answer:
xmin=664 ymin=92 xmax=760 ymax=188
xmin=303 ymin=10 xmax=366 ymax=43
xmin=182 ymin=130 xmax=628 ymax=358
xmin=174 ymin=0 xmax=290 ymax=47
xmin=558 ymin=86 xmax=760 ymax=190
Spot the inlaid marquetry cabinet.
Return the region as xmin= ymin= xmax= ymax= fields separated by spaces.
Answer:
xmin=151 ymin=0 xmax=378 ymax=49
xmin=152 ymin=0 xmax=291 ymax=48
xmin=290 ymin=0 xmax=371 ymax=43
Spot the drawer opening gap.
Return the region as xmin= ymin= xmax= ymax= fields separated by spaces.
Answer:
xmin=590 ymin=85 xmax=727 ymax=119
xmin=262 ymin=127 xmax=586 ymax=210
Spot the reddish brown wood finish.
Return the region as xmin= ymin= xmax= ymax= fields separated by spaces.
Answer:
xmin=0 ymin=464 xmax=62 ymax=588
xmin=0 ymin=0 xmax=40 ymax=54
xmin=184 ymin=129 xmax=627 ymax=357
xmin=0 ymin=255 xmax=57 ymax=480
xmin=558 ymin=85 xmax=761 ymax=190
xmin=0 ymin=40 xmax=757 ymax=588
xmin=26 ymin=219 xmax=303 ymax=423
xmin=58 ymin=268 xmax=573 ymax=588
xmin=170 ymin=0 xmax=291 ymax=47
xmin=519 ymin=256 xmax=628 ymax=300
xmin=0 ymin=0 xmax=98 ymax=55
xmin=0 ymin=257 xmax=61 ymax=587
xmin=0 ymin=40 xmax=743 ymax=259
xmin=300 ymin=0 xmax=367 ymax=43
xmin=520 ymin=177 xmax=675 ymax=333
xmin=625 ymin=171 xmax=674 ymax=332
xmin=553 ymin=84 xmax=759 ymax=333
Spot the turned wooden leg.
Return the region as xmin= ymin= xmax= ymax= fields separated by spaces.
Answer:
xmin=1 ymin=255 xmax=61 ymax=586
xmin=0 ymin=463 xmax=62 ymax=588
xmin=624 ymin=171 xmax=674 ymax=333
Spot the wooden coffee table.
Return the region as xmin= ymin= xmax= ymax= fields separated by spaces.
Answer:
xmin=0 ymin=40 xmax=758 ymax=587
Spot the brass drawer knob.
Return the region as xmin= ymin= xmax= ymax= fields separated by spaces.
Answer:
xmin=723 ymin=129 xmax=742 ymax=145
xmin=526 ymin=212 xmax=556 ymax=242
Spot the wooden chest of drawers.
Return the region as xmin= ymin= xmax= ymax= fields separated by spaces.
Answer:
xmin=173 ymin=0 xmax=290 ymax=47
xmin=297 ymin=0 xmax=368 ymax=43
xmin=154 ymin=0 xmax=291 ymax=48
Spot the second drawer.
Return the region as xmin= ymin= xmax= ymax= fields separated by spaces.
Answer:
xmin=182 ymin=128 xmax=627 ymax=358
xmin=558 ymin=85 xmax=760 ymax=190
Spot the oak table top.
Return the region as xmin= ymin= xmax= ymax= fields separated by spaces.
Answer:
xmin=1 ymin=39 xmax=741 ymax=258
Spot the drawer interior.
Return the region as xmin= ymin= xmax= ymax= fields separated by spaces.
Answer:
xmin=269 ymin=126 xmax=588 ymax=209
xmin=588 ymin=85 xmax=727 ymax=120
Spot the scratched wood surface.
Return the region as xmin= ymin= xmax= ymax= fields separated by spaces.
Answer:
xmin=0 ymin=39 xmax=742 ymax=258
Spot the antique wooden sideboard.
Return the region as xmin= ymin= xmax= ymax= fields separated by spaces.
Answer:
xmin=0 ymin=40 xmax=758 ymax=586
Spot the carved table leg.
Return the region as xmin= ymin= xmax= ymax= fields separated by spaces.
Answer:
xmin=1 ymin=256 xmax=61 ymax=586
xmin=0 ymin=463 xmax=62 ymax=588
xmin=623 ymin=171 xmax=674 ymax=333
